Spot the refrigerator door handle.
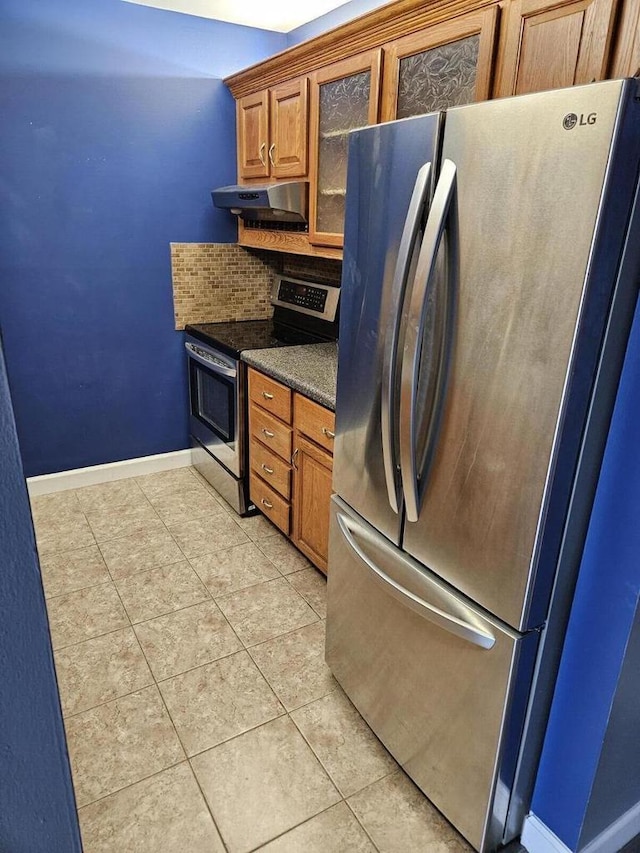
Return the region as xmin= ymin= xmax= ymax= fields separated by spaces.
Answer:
xmin=399 ymin=159 xmax=458 ymax=523
xmin=381 ymin=162 xmax=432 ymax=514
xmin=336 ymin=510 xmax=496 ymax=650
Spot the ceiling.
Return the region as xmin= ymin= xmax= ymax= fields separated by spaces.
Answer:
xmin=121 ymin=0 xmax=359 ymax=32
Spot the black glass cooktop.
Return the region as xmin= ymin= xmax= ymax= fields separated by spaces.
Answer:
xmin=185 ymin=319 xmax=324 ymax=359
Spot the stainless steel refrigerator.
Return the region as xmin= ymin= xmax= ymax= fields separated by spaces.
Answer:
xmin=326 ymin=79 xmax=640 ymax=852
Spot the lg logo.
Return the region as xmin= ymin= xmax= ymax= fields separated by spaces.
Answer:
xmin=563 ymin=112 xmax=597 ymax=130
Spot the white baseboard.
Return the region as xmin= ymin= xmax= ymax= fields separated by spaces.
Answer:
xmin=522 ymin=801 xmax=640 ymax=853
xmin=26 ymin=449 xmax=193 ymax=496
xmin=581 ymin=799 xmax=640 ymax=853
xmin=521 ymin=814 xmax=572 ymax=853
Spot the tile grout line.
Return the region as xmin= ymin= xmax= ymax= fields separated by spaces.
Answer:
xmin=61 ymin=516 xmax=186 ymax=813
xmin=118 ymin=524 xmax=289 ymax=790
xmin=60 ymin=631 xmax=248 ymax=721
xmin=282 ymin=570 xmax=327 ymax=620
xmin=187 ymin=551 xmax=314 ymax=603
xmin=185 ymin=760 xmax=231 ymax=853
xmin=75 ymin=756 xmax=188 ymax=812
xmin=102 ymin=552 xmax=187 ymax=586
xmin=42 ymin=471 xmax=376 ymax=851
xmin=344 ymin=798 xmax=383 ymax=853
xmin=44 ymin=576 xmax=115 ymax=603
xmin=244 ymin=799 xmax=350 ymax=852
xmin=287 ymin=701 xmax=374 ymax=802
xmin=182 ymin=705 xmax=288 ymax=762
xmin=150 ymin=641 xmax=254 ymax=689
xmin=51 ymin=610 xmax=132 ymax=655
xmin=60 ymin=674 xmax=155 ymax=722
xmin=82 ymin=491 xmax=165 ymax=545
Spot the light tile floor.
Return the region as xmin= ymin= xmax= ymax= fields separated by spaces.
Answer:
xmin=32 ymin=467 xmax=474 ymax=852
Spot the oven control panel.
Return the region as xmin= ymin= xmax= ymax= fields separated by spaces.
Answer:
xmin=278 ymin=279 xmax=327 ymax=312
xmin=271 ymin=276 xmax=340 ymax=322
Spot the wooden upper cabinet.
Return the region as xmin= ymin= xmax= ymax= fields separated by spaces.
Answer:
xmin=381 ymin=6 xmax=500 ymax=122
xmin=237 ymin=79 xmax=308 ymax=181
xmin=610 ymin=0 xmax=640 ymax=75
xmin=269 ymin=78 xmax=308 ymax=179
xmin=237 ymin=91 xmax=269 ymax=179
xmin=308 ymin=50 xmax=382 ymax=248
xmin=495 ymin=0 xmax=619 ymax=97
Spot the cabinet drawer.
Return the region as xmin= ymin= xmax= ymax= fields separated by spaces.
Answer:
xmin=250 ymin=472 xmax=290 ymax=535
xmin=250 ymin=404 xmax=292 ymax=462
xmin=295 ymin=394 xmax=335 ymax=454
xmin=249 ymin=370 xmax=292 ymax=424
xmin=250 ymin=439 xmax=291 ymax=500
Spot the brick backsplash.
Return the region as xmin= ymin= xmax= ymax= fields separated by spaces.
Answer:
xmin=282 ymin=255 xmax=342 ymax=285
xmin=171 ymin=243 xmax=343 ymax=331
xmin=171 ymin=243 xmax=282 ymax=330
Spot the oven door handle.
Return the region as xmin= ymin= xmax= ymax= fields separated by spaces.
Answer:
xmin=185 ymin=342 xmax=237 ymax=379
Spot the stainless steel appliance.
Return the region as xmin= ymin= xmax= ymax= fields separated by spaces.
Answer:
xmin=211 ymin=181 xmax=308 ymax=224
xmin=186 ymin=275 xmax=339 ymax=515
xmin=326 ymin=80 xmax=640 ymax=852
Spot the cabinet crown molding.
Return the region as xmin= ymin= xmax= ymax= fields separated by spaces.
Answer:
xmin=224 ymin=0 xmax=500 ymax=97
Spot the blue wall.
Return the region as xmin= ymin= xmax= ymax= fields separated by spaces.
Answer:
xmin=531 ymin=295 xmax=640 ymax=850
xmin=0 ymin=334 xmax=82 ymax=853
xmin=0 ymin=0 xmax=285 ymax=477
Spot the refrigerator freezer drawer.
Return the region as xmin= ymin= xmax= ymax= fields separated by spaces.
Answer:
xmin=326 ymin=496 xmax=539 ymax=852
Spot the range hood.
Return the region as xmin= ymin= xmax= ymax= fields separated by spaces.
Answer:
xmin=211 ymin=181 xmax=307 ymax=224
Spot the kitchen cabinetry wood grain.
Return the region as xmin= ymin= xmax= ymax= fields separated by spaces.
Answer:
xmin=237 ymin=91 xmax=270 ymax=180
xmin=247 ymin=367 xmax=334 ymax=573
xmin=237 ymin=79 xmax=308 ymax=181
xmin=248 ymin=371 xmax=293 ymax=534
xmin=270 ymin=78 xmax=309 ymax=179
xmin=236 ymin=224 xmax=343 ymax=259
xmin=610 ymin=0 xmax=640 ymax=75
xmin=380 ymin=6 xmax=499 ymax=121
xmin=250 ymin=440 xmax=292 ymax=501
xmin=308 ymin=50 xmax=382 ymax=248
xmin=250 ymin=472 xmax=291 ymax=533
xmin=291 ymin=396 xmax=335 ymax=574
xmin=494 ymin=0 xmax=618 ymax=96
xmin=249 ymin=370 xmax=292 ymax=423
xmin=227 ymin=0 xmax=632 ymax=256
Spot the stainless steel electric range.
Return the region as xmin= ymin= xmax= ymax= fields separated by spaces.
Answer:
xmin=185 ymin=275 xmax=339 ymax=515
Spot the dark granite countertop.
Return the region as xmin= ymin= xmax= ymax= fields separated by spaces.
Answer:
xmin=241 ymin=342 xmax=338 ymax=411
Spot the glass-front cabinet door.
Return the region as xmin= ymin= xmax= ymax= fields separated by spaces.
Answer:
xmin=309 ymin=50 xmax=381 ymax=248
xmin=380 ymin=7 xmax=499 ymax=122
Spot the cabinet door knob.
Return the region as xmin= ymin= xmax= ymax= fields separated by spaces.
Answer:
xmin=268 ymin=143 xmax=276 ymax=167
xmin=261 ymin=464 xmax=274 ymax=475
xmin=259 ymin=142 xmax=266 ymax=167
xmin=262 ymin=391 xmax=274 ymax=400
xmin=322 ymin=427 xmax=335 ymax=440
xmin=261 ymin=498 xmax=273 ymax=509
xmin=262 ymin=428 xmax=275 ymax=439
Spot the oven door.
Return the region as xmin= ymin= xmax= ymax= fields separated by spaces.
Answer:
xmin=185 ymin=337 xmax=241 ymax=477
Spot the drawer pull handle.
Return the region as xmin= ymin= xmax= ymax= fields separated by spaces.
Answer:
xmin=262 ymin=391 xmax=274 ymax=400
xmin=322 ymin=427 xmax=335 ymax=440
xmin=261 ymin=498 xmax=273 ymax=509
xmin=261 ymin=464 xmax=274 ymax=475
xmin=262 ymin=428 xmax=275 ymax=439
xmin=292 ymin=448 xmax=299 ymax=470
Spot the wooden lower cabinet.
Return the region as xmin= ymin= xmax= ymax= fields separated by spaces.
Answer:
xmin=250 ymin=471 xmax=291 ymax=534
xmin=248 ymin=367 xmax=335 ymax=573
xmin=292 ymin=434 xmax=333 ymax=574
